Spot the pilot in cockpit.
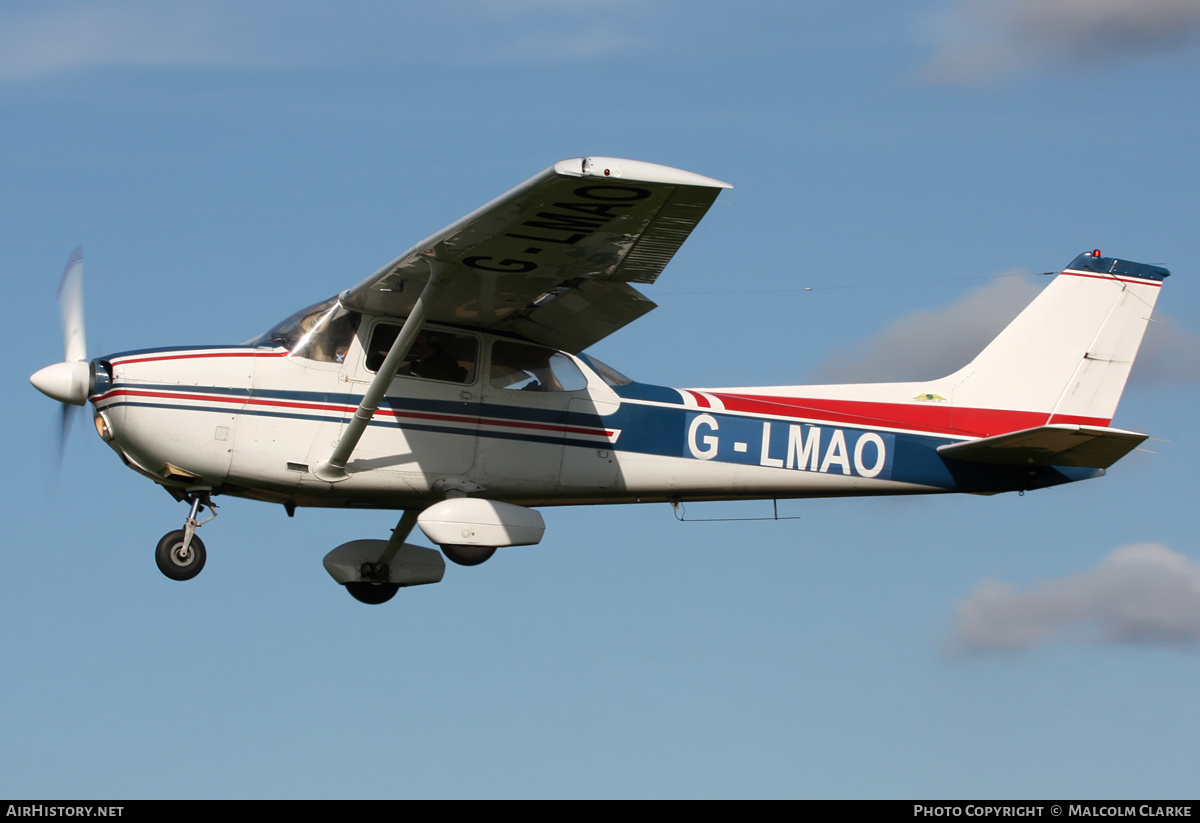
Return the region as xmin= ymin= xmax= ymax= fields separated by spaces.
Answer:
xmin=404 ymin=333 xmax=467 ymax=383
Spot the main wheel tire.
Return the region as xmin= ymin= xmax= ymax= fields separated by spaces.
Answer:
xmin=442 ymin=544 xmax=497 ymax=567
xmin=345 ymin=582 xmax=401 ymax=604
xmin=155 ymin=529 xmax=207 ymax=581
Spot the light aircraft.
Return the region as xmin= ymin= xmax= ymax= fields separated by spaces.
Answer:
xmin=30 ymin=157 xmax=1169 ymax=604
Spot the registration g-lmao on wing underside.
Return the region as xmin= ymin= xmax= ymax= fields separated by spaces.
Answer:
xmin=30 ymin=154 xmax=1168 ymax=604
xmin=340 ymin=157 xmax=732 ymax=353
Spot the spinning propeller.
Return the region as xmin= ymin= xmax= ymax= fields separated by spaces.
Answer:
xmin=30 ymin=248 xmax=92 ymax=452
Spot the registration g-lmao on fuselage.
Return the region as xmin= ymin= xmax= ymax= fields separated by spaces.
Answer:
xmin=30 ymin=157 xmax=1169 ymax=604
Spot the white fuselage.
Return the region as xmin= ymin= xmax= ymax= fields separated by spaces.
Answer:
xmin=90 ymin=320 xmax=956 ymax=513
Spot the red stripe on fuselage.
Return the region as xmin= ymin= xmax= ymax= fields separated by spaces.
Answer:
xmin=110 ymin=350 xmax=286 ymax=366
xmin=96 ymin=388 xmax=614 ymax=438
xmin=709 ymin=393 xmax=1109 ymax=438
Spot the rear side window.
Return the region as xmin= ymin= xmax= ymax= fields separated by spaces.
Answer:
xmin=490 ymin=341 xmax=587 ymax=392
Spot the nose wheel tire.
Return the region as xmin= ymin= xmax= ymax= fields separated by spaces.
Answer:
xmin=155 ymin=530 xmax=207 ymax=581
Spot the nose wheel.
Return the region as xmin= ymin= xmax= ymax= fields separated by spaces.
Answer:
xmin=156 ymin=530 xmax=207 ymax=580
xmin=156 ymin=489 xmax=216 ymax=581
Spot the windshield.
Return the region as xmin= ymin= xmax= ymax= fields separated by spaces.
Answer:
xmin=250 ymin=297 xmax=361 ymax=363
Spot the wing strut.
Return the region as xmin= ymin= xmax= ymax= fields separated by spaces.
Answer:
xmin=314 ymin=261 xmax=447 ymax=483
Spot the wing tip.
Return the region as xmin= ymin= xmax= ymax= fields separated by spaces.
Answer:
xmin=554 ymin=157 xmax=732 ymax=189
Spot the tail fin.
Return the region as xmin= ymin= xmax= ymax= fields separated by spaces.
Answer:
xmin=705 ymin=251 xmax=1167 ymax=445
xmin=934 ymin=250 xmax=1167 ymax=426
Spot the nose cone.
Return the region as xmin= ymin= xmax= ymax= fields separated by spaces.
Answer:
xmin=30 ymin=360 xmax=91 ymax=405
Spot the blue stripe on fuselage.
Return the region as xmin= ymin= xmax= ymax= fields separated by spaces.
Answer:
xmin=104 ymin=377 xmax=1099 ymax=494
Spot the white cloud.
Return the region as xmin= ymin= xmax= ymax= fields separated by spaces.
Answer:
xmin=454 ymin=25 xmax=637 ymax=68
xmin=0 ymin=4 xmax=253 ymax=82
xmin=810 ymin=272 xmax=1200 ymax=387
xmin=921 ymin=0 xmax=1200 ymax=84
xmin=809 ymin=273 xmax=1043 ymax=383
xmin=1132 ymin=316 xmax=1200 ymax=386
xmin=0 ymin=1 xmax=639 ymax=82
xmin=950 ymin=543 xmax=1200 ymax=654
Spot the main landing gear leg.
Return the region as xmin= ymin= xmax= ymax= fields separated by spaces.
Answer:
xmin=155 ymin=488 xmax=218 ymax=582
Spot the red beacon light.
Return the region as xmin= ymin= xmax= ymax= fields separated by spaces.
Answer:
xmin=1092 ymin=249 xmax=1102 ymax=258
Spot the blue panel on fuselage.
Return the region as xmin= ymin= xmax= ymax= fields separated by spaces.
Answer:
xmin=604 ymin=380 xmax=1103 ymax=494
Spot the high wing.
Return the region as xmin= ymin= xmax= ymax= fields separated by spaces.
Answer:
xmin=338 ymin=157 xmax=732 ymax=353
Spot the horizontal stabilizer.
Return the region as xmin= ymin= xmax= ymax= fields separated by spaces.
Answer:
xmin=937 ymin=424 xmax=1148 ymax=469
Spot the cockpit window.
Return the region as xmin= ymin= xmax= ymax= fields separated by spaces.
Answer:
xmin=490 ymin=341 xmax=588 ymax=392
xmin=251 ymin=297 xmax=361 ymax=363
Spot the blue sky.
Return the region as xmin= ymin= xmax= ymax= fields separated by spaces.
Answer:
xmin=5 ymin=0 xmax=1200 ymax=799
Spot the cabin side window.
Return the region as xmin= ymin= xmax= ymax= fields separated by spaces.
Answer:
xmin=365 ymin=324 xmax=478 ymax=384
xmin=489 ymin=341 xmax=588 ymax=392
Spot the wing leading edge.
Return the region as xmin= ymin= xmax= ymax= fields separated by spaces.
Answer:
xmin=339 ymin=157 xmax=732 ymax=353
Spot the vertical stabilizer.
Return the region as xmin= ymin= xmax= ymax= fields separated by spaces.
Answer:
xmin=703 ymin=251 xmax=1168 ymax=442
xmin=938 ymin=251 xmax=1167 ymax=425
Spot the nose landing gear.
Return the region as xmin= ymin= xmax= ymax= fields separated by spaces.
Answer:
xmin=155 ymin=489 xmax=217 ymax=581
